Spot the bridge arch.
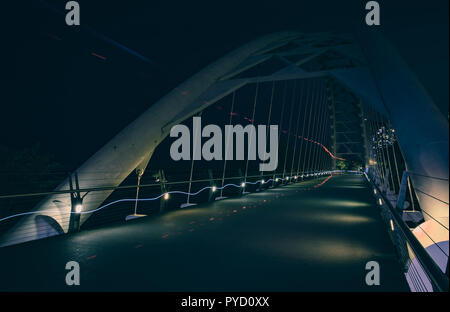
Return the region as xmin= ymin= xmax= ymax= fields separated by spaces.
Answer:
xmin=1 ymin=30 xmax=448 ymax=278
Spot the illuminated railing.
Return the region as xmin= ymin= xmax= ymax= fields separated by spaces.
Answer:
xmin=0 ymin=171 xmax=334 ymax=246
xmin=365 ymin=172 xmax=449 ymax=292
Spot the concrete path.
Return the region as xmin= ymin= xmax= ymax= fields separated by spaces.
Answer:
xmin=0 ymin=174 xmax=408 ymax=291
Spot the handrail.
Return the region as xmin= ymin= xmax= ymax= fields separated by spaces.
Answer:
xmin=366 ymin=173 xmax=449 ymax=292
xmin=0 ymin=172 xmax=290 ymax=200
xmin=0 ymin=172 xmax=333 ymax=224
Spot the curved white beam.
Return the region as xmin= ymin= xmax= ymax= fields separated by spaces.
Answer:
xmin=0 ymin=31 xmax=301 ymax=247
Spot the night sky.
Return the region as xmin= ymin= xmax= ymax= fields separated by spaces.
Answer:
xmin=1 ymin=0 xmax=448 ymax=170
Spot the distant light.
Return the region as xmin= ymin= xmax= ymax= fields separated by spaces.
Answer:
xmin=212 ymin=186 xmax=217 ymax=192
xmin=374 ymin=189 xmax=377 ymax=194
xmin=286 ymin=177 xmax=289 ymax=181
xmin=164 ymin=192 xmax=170 ymax=200
xmin=276 ymin=178 xmax=279 ymax=182
xmin=378 ymin=198 xmax=383 ymax=206
xmin=390 ymin=219 xmax=395 ymax=231
xmin=261 ymin=180 xmax=265 ymax=184
xmin=294 ymin=176 xmax=298 ymax=179
xmin=241 ymin=182 xmax=246 ymax=188
xmin=75 ymin=204 xmax=83 ymax=213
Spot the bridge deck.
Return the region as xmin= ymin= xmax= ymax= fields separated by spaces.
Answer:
xmin=0 ymin=174 xmax=408 ymax=291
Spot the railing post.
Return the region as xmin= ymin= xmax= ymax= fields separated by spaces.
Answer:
xmin=125 ymin=169 xmax=147 ymax=221
xmin=158 ymin=169 xmax=168 ymax=213
xmin=68 ymin=172 xmax=81 ymax=233
xmin=396 ymin=171 xmax=409 ymax=212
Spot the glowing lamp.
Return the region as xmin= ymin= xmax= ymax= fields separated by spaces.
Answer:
xmin=75 ymin=204 xmax=83 ymax=213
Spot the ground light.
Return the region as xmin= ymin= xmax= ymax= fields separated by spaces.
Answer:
xmin=390 ymin=219 xmax=395 ymax=231
xmin=241 ymin=182 xmax=246 ymax=188
xmin=378 ymin=198 xmax=383 ymax=206
xmin=164 ymin=192 xmax=170 ymax=200
xmin=212 ymin=186 xmax=217 ymax=192
xmin=374 ymin=189 xmax=377 ymax=194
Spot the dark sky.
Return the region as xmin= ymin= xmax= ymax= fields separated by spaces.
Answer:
xmin=1 ymin=0 xmax=448 ymax=170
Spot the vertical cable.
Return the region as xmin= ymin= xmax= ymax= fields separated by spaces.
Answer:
xmin=390 ymin=131 xmax=402 ymax=190
xmin=243 ymin=82 xmax=259 ymax=189
xmin=219 ymin=91 xmax=236 ymax=198
xmin=290 ymin=80 xmax=304 ymax=177
xmin=282 ymin=80 xmax=297 ymax=180
xmin=374 ymin=110 xmax=390 ymax=191
xmin=302 ymin=79 xmax=317 ymax=176
xmin=273 ymin=81 xmax=288 ymax=186
xmin=296 ymin=79 xmax=311 ymax=176
xmin=313 ymin=80 xmax=327 ymax=174
xmin=306 ymin=79 xmax=320 ymax=176
xmin=261 ymin=81 xmax=275 ymax=180
xmin=186 ymin=111 xmax=202 ymax=204
xmin=317 ymin=81 xmax=329 ymax=173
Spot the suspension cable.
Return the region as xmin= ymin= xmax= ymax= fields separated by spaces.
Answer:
xmin=282 ymin=80 xmax=297 ymax=179
xmin=243 ymin=81 xmax=259 ymax=189
xmin=313 ymin=80 xmax=327 ymax=174
xmin=273 ymin=81 xmax=288 ymax=186
xmin=261 ymin=81 xmax=275 ymax=180
xmin=306 ymin=79 xmax=321 ymax=175
xmin=219 ymin=91 xmax=236 ymax=198
xmin=186 ymin=111 xmax=202 ymax=204
xmin=316 ymin=82 xmax=329 ymax=173
xmin=296 ymin=79 xmax=311 ymax=176
xmin=289 ymin=80 xmax=305 ymax=177
xmin=302 ymin=79 xmax=317 ymax=176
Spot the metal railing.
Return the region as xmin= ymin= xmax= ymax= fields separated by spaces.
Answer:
xmin=0 ymin=170 xmax=333 ymax=246
xmin=365 ymin=172 xmax=449 ymax=292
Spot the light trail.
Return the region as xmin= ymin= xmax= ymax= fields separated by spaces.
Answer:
xmin=38 ymin=0 xmax=154 ymax=65
xmin=0 ymin=174 xmax=333 ymax=223
xmin=215 ymin=106 xmax=346 ymax=161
